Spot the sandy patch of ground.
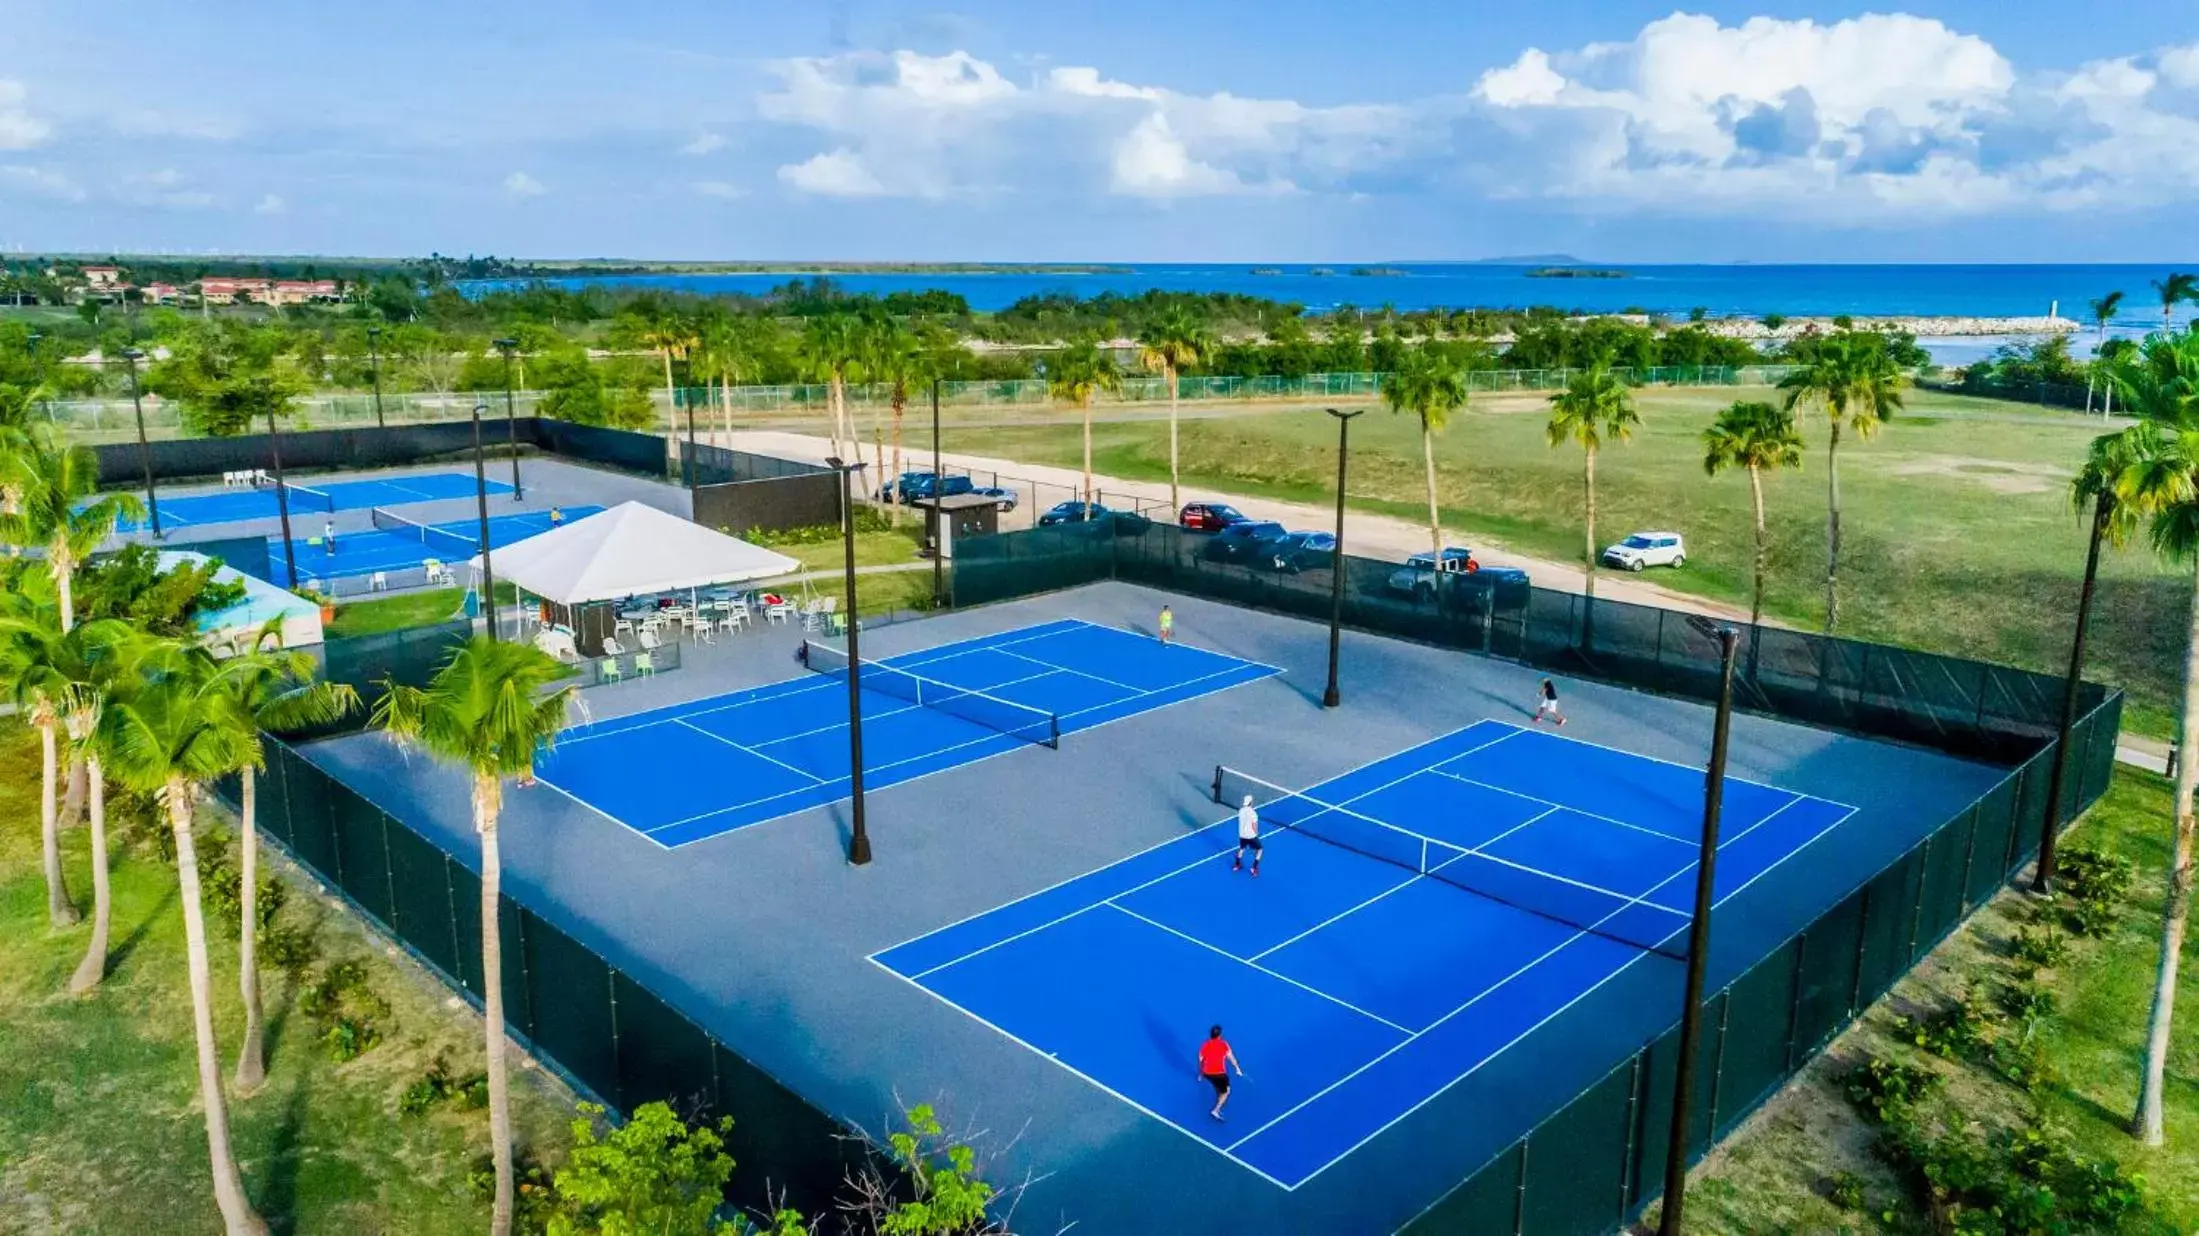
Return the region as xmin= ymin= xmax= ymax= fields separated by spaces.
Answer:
xmin=1884 ymin=454 xmax=2070 ymax=496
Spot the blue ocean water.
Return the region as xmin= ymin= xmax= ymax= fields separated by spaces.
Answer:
xmin=468 ymin=262 xmax=2192 ymax=326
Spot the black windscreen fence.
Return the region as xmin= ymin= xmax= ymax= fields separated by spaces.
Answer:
xmin=952 ymin=522 xmax=2122 ymax=1236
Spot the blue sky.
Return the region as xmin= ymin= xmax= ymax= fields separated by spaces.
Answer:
xmin=1 ymin=1 xmax=2195 ymax=262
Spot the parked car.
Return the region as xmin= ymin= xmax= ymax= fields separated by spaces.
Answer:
xmin=971 ymin=485 xmax=1018 ymax=511
xmin=1601 ymin=531 xmax=1686 ymax=571
xmin=1385 ymin=546 xmax=1479 ymax=599
xmin=1267 ymin=530 xmax=1337 ymax=573
xmin=892 ymin=472 xmax=974 ymax=502
xmin=1179 ymin=502 xmax=1248 ymax=532
xmin=1039 ymin=500 xmax=1112 ymax=526
xmin=1201 ymin=520 xmax=1290 ymax=564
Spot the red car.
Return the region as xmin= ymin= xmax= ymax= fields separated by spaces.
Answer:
xmin=1179 ymin=502 xmax=1248 ymax=532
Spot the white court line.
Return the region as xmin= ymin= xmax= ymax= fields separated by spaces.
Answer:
xmin=887 ymin=721 xmax=1524 ymax=974
xmin=865 ymin=957 xmax=1300 ymax=1192
xmin=994 ymin=645 xmax=1141 ymax=693
xmin=674 ymin=718 xmax=825 ymax=784
xmin=1429 ymin=768 xmax=1700 ymax=846
xmin=1103 ymin=903 xmax=1415 ymax=1036
xmin=1488 ymin=719 xmax=1862 ymax=813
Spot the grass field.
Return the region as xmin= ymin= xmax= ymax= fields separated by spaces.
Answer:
xmin=936 ymin=388 xmax=2188 ymax=737
xmin=0 ymin=726 xmax=577 ymax=1233
xmin=1671 ymin=767 xmax=2197 ymax=1233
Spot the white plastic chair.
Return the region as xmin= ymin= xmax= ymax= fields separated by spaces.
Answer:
xmin=636 ymin=628 xmax=662 ymax=651
xmin=601 ymin=635 xmax=626 ymax=656
xmin=369 ymin=571 xmax=388 ymax=592
xmin=424 ymin=558 xmax=452 ymax=585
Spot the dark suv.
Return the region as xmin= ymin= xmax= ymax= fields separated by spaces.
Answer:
xmin=1179 ymin=502 xmax=1248 ymax=532
xmin=893 ymin=472 xmax=974 ymax=502
xmin=1200 ymin=520 xmax=1289 ymax=564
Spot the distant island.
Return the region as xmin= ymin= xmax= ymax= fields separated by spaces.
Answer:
xmin=1309 ymin=267 xmax=1337 ymax=276
xmin=1527 ymin=267 xmax=1628 ymax=279
xmin=1249 ymin=267 xmax=1284 ymax=276
xmin=1348 ymin=266 xmax=1408 ymax=277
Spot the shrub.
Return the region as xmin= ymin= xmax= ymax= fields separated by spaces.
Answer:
xmin=400 ymin=1051 xmax=490 ymax=1116
xmin=298 ymin=958 xmax=386 ymax=1062
xmin=1826 ymin=1170 xmax=1867 ymax=1211
xmin=321 ymin=1016 xmax=381 ymax=1062
xmin=1846 ymin=1054 xmax=1943 ymax=1120
xmin=1894 ymin=988 xmax=1994 ymax=1061
xmin=259 ymin=922 xmax=318 ymax=973
xmin=545 ymin=1101 xmax=737 ymax=1236
xmin=2056 ymin=847 xmax=2135 ymax=937
xmin=2007 ymin=926 xmax=2068 ymax=970
xmin=1997 ymin=977 xmax=2058 ymax=1026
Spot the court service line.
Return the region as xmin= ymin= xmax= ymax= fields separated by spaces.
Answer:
xmin=1102 ymin=903 xmax=1416 ymax=1036
xmin=992 ymin=645 xmax=1141 ymax=692
xmin=1427 ymin=768 xmax=1708 ymax=846
xmin=892 ymin=722 xmax=1523 ymax=976
xmin=672 ymin=718 xmax=825 ymax=784
xmin=1488 ymin=719 xmax=1862 ymax=813
xmin=864 ymin=958 xmax=1302 ymax=1193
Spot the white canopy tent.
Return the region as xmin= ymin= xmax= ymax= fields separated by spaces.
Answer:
xmin=472 ymin=500 xmax=801 ymax=605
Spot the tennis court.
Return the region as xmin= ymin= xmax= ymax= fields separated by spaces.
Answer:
xmin=117 ymin=471 xmax=514 ymax=530
xmin=265 ymin=505 xmax=603 ymax=581
xmin=536 ymin=618 xmax=1280 ymax=848
xmin=871 ymin=717 xmax=1855 ymax=1190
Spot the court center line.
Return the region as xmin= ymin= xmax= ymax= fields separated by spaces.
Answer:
xmin=1102 ymin=903 xmax=1416 ymax=1036
xmin=991 ymin=645 xmax=1141 ymax=692
xmin=865 ymin=957 xmax=1300 ymax=1192
xmin=890 ymin=722 xmax=1523 ymax=974
xmin=1247 ymin=869 xmax=1423 ymax=964
xmin=672 ymin=718 xmax=826 ymax=783
xmin=1429 ymin=767 xmax=1706 ymax=846
xmin=1487 ymin=718 xmax=1859 ymax=811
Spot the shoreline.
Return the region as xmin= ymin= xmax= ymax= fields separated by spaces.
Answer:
xmin=1694 ymin=314 xmax=2079 ymax=339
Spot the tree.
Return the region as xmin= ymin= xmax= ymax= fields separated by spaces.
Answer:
xmin=216 ymin=627 xmax=358 ymax=1089
xmin=2151 ymin=272 xmax=2196 ymax=334
xmin=1778 ymin=333 xmax=1902 ymax=632
xmin=1378 ymin=347 xmax=1470 ymax=557
xmin=2088 ymin=291 xmax=2126 ymax=415
xmin=796 ymin=314 xmax=863 ymax=466
xmin=144 ymin=322 xmax=306 ymax=437
xmin=692 ymin=314 xmax=771 ymax=445
xmin=1546 ymin=366 xmax=1640 ymax=598
xmin=2102 ymin=329 xmax=2199 ymax=1145
xmin=102 ymin=641 xmax=270 ymax=1235
xmin=546 ymin=1102 xmax=740 ymax=1236
xmin=1702 ymin=401 xmax=1804 ymax=629
xmin=1137 ymin=307 xmax=1216 ymax=511
xmin=375 ymin=638 xmax=577 ymax=1236
xmin=55 ymin=620 xmax=146 ymax=993
xmin=1046 ymin=339 xmax=1122 ymax=506
xmin=0 ymin=431 xmax=143 ymax=629
xmin=860 ymin=321 xmax=938 ymax=520
xmin=618 ymin=300 xmax=697 ymax=449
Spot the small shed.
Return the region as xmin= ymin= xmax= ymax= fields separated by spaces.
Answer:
xmin=911 ymin=493 xmax=1001 ymax=557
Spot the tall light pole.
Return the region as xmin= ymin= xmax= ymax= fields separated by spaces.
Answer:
xmin=265 ymin=402 xmax=299 ymax=589
xmin=829 ymin=457 xmax=871 ymax=865
xmin=471 ymin=400 xmax=500 ymax=640
xmin=1322 ymin=407 xmax=1361 ymax=708
xmin=1660 ymin=616 xmax=1740 ymax=1236
xmin=366 ymin=324 xmax=386 ymax=428
xmin=494 ymin=338 xmax=522 ymax=500
xmin=2034 ymin=491 xmax=2112 ymax=892
xmin=930 ymin=378 xmax=945 ymax=609
xmin=121 ymin=347 xmax=162 ymax=539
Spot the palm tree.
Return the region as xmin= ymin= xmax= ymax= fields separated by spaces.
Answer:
xmin=1137 ymin=307 xmax=1216 ymax=511
xmin=59 ymin=621 xmax=146 ymax=994
xmin=0 ymin=601 xmax=83 ymax=927
xmin=860 ymin=322 xmax=946 ymax=523
xmin=375 ymin=638 xmax=577 ymax=1236
xmin=1779 ymin=334 xmax=1903 ymax=632
xmin=103 ymin=641 xmax=270 ymax=1236
xmin=1378 ymin=347 xmax=1470 ymax=556
xmin=0 ymin=431 xmax=142 ymax=630
xmin=2102 ymin=330 xmax=2199 ymax=1146
xmin=1703 ymin=401 xmax=1804 ymax=629
xmin=2088 ymin=292 xmax=2126 ymax=415
xmin=1045 ymin=339 xmax=1122 ymax=507
xmin=1546 ymin=366 xmax=1640 ymax=598
xmin=216 ymin=626 xmax=358 ymax=1089
xmin=797 ymin=314 xmax=863 ymax=466
xmin=694 ymin=314 xmax=769 ymax=445
xmin=2151 ymin=271 xmax=2196 ymax=334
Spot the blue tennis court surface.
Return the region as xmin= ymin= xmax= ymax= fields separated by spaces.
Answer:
xmin=267 ymin=506 xmax=604 ymax=580
xmin=116 ymin=472 xmax=515 ymax=531
xmin=536 ymin=619 xmax=1279 ymax=848
xmin=871 ymin=718 xmax=1856 ymax=1190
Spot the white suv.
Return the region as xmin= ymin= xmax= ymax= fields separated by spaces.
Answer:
xmin=1601 ymin=531 xmax=1686 ymax=571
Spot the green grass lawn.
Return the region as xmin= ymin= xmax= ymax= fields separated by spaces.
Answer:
xmin=1670 ymin=767 xmax=2197 ymax=1233
xmin=0 ymin=726 xmax=576 ymax=1233
xmin=325 ymin=589 xmax=466 ymax=639
xmin=945 ymin=389 xmax=2188 ymax=737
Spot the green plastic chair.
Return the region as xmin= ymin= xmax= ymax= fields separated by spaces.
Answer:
xmin=635 ymin=652 xmax=656 ymax=677
xmin=599 ymin=656 xmax=623 ymax=684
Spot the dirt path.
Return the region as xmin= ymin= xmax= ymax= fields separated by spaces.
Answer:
xmin=719 ymin=428 xmax=1761 ymax=623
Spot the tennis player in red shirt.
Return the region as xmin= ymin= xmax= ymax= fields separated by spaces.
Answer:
xmin=1198 ymin=1024 xmax=1245 ymax=1120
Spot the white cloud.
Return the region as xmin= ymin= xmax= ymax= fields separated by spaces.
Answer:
xmin=777 ymin=149 xmax=887 ymax=197
xmin=1456 ymin=13 xmax=2199 ymax=219
xmin=2159 ymin=43 xmax=2199 ymax=89
xmin=503 ymin=170 xmax=546 ymax=198
xmin=681 ymin=132 xmax=725 ymax=156
xmin=694 ymin=179 xmax=745 ymax=200
xmin=254 ymin=193 xmax=287 ymax=215
xmin=0 ymin=80 xmax=52 ymax=150
xmin=0 ymin=164 xmax=83 ymax=202
xmin=1111 ymin=113 xmax=1254 ymax=197
xmin=118 ymin=168 xmax=215 ymax=209
xmin=111 ymin=110 xmax=238 ymax=141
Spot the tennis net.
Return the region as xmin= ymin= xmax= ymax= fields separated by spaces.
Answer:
xmin=802 ymin=641 xmax=1060 ymax=749
xmin=370 ymin=507 xmax=480 ymax=560
xmin=280 ymin=480 xmax=337 ymax=513
xmin=1213 ymin=765 xmax=1693 ymax=959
